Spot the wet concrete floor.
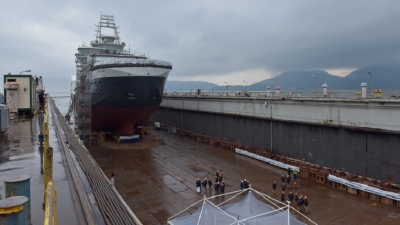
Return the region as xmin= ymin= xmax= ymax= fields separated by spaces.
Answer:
xmin=88 ymin=130 xmax=400 ymax=225
xmin=0 ymin=114 xmax=85 ymax=225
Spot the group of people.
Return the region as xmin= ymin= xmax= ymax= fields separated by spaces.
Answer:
xmin=195 ymin=170 xmax=226 ymax=195
xmin=272 ymin=167 xmax=309 ymax=212
xmin=194 ymin=167 xmax=309 ymax=212
xmin=240 ymin=179 xmax=251 ymax=190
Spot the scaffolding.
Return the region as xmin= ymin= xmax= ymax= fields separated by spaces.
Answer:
xmin=73 ymin=52 xmax=92 ymax=146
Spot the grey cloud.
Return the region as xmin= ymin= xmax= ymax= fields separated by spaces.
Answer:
xmin=1 ymin=0 xmax=400 ymax=91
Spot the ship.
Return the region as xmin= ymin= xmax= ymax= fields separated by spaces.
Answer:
xmin=71 ymin=15 xmax=172 ymax=137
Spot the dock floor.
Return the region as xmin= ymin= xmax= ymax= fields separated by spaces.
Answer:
xmin=88 ymin=130 xmax=400 ymax=225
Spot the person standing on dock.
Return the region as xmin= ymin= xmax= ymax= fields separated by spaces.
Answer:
xmin=240 ymin=180 xmax=244 ymax=190
xmin=282 ymin=183 xmax=286 ymax=191
xmin=214 ymin=181 xmax=220 ymax=194
xmin=110 ymin=171 xmax=115 ymax=186
xmin=296 ymin=196 xmax=301 ymax=211
xmin=281 ymin=174 xmax=286 ymax=184
xmin=286 ymin=175 xmax=291 ymax=188
xmin=293 ymin=168 xmax=298 ymax=180
xmin=287 ymin=167 xmax=292 ymax=176
xmin=202 ymin=178 xmax=208 ymax=192
xmin=272 ymin=181 xmax=277 ymax=194
xmin=304 ymin=196 xmax=309 ymax=212
xmin=208 ymin=178 xmax=212 ymax=191
xmin=298 ymin=195 xmax=304 ymax=211
xmin=216 ymin=170 xmax=220 ymax=178
xmin=196 ymin=178 xmax=201 ymax=193
xmin=218 ymin=173 xmax=223 ymax=183
xmin=281 ymin=191 xmax=285 ymax=202
xmin=220 ymin=181 xmax=225 ymax=194
xmin=38 ymin=90 xmax=45 ymax=110
xmin=288 ymin=191 xmax=294 ymax=205
xmin=244 ymin=179 xmax=249 ymax=189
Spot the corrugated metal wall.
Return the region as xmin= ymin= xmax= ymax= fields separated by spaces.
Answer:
xmin=152 ymin=107 xmax=400 ymax=183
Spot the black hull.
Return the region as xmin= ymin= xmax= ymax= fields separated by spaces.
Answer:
xmin=90 ymin=76 xmax=166 ymax=134
xmin=91 ymin=76 xmax=166 ymax=107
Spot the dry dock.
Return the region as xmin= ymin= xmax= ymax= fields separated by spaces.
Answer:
xmin=88 ymin=130 xmax=400 ymax=225
xmin=2 ymin=97 xmax=398 ymax=224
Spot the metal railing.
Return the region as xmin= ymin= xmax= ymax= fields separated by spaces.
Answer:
xmin=42 ymin=99 xmax=57 ymax=225
xmin=51 ymin=98 xmax=141 ymax=225
xmin=44 ymin=181 xmax=57 ymax=225
xmin=164 ymin=90 xmax=400 ymax=100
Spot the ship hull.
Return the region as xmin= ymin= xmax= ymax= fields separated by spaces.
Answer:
xmin=90 ymin=68 xmax=169 ymax=135
xmin=91 ymin=105 xmax=160 ymax=134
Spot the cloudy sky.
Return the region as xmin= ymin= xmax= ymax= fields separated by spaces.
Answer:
xmin=1 ymin=0 xmax=400 ymax=92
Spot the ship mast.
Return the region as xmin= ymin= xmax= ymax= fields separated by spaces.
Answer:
xmin=91 ymin=14 xmax=125 ymax=51
xmin=95 ymin=14 xmax=120 ymax=44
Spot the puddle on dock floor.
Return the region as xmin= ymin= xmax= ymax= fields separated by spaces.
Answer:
xmin=163 ymin=174 xmax=187 ymax=192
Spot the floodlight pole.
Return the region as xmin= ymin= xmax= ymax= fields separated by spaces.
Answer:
xmin=224 ymin=81 xmax=229 ymax=96
xmin=312 ymin=74 xmax=318 ymax=97
xmin=19 ymin=69 xmax=31 ymax=75
xmin=368 ymin=71 xmax=374 ymax=98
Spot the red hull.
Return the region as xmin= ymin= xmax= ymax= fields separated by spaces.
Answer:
xmin=91 ymin=105 xmax=159 ymax=135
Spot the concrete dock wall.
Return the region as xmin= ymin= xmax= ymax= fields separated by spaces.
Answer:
xmin=151 ymin=106 xmax=400 ymax=183
xmin=160 ymin=96 xmax=400 ymax=132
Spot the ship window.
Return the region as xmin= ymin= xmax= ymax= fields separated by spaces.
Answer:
xmin=7 ymin=79 xmax=16 ymax=82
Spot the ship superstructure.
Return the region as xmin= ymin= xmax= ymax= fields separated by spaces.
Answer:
xmin=71 ymin=14 xmax=172 ymax=144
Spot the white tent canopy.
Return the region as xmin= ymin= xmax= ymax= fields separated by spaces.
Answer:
xmin=221 ymin=191 xmax=277 ymax=220
xmin=168 ymin=188 xmax=316 ymax=225
xmin=167 ymin=201 xmax=238 ymax=225
xmin=241 ymin=210 xmax=305 ymax=225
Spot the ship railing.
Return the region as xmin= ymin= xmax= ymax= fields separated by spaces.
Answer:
xmin=91 ymin=62 xmax=173 ymax=71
